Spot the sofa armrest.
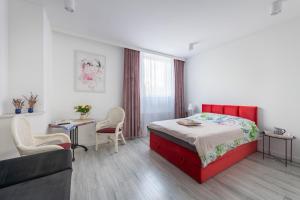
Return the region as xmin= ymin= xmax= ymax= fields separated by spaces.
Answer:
xmin=0 ymin=150 xmax=72 ymax=189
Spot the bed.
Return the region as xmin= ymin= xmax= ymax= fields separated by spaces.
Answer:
xmin=148 ymin=104 xmax=258 ymax=183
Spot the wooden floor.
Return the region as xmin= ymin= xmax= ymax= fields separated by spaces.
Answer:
xmin=71 ymin=138 xmax=300 ymax=200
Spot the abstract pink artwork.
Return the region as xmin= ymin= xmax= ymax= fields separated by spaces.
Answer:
xmin=74 ymin=51 xmax=106 ymax=92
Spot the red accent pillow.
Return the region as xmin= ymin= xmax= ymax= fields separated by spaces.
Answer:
xmin=211 ymin=105 xmax=224 ymax=114
xmin=224 ymin=106 xmax=238 ymax=116
xmin=58 ymin=143 xmax=71 ymax=150
xmin=97 ymin=127 xmax=116 ymax=134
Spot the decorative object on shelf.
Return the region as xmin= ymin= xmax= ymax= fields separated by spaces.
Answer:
xmin=12 ymin=98 xmax=25 ymax=114
xmin=74 ymin=104 xmax=92 ymax=120
xmin=188 ymin=103 xmax=194 ymax=116
xmin=74 ymin=50 xmax=106 ymax=93
xmin=23 ymin=92 xmax=38 ymax=113
xmin=273 ymin=127 xmax=286 ymax=135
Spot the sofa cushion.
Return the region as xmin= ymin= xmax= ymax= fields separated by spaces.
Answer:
xmin=0 ymin=150 xmax=72 ymax=189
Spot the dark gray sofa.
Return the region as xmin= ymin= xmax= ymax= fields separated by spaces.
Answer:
xmin=0 ymin=150 xmax=72 ymax=200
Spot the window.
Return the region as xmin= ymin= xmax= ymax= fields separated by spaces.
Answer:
xmin=140 ymin=52 xmax=175 ymax=134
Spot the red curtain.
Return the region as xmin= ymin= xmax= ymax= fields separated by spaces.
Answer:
xmin=123 ymin=48 xmax=141 ymax=138
xmin=174 ymin=59 xmax=185 ymax=118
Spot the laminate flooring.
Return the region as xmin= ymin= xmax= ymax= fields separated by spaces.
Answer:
xmin=71 ymin=138 xmax=300 ymax=200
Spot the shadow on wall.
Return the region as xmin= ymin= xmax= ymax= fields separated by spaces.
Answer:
xmin=257 ymin=107 xmax=265 ymax=130
xmin=194 ymin=105 xmax=201 ymax=114
xmin=1 ymin=99 xmax=10 ymax=114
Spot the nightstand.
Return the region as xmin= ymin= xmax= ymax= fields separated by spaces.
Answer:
xmin=262 ymin=130 xmax=296 ymax=167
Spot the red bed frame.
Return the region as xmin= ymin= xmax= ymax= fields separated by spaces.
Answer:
xmin=150 ymin=104 xmax=258 ymax=183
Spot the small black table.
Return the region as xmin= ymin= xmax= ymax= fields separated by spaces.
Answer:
xmin=49 ymin=119 xmax=96 ymax=161
xmin=262 ymin=131 xmax=296 ymax=167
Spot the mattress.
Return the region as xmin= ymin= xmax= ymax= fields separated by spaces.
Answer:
xmin=148 ymin=127 xmax=197 ymax=152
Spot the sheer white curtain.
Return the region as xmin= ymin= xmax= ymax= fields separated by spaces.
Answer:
xmin=140 ymin=52 xmax=175 ymax=135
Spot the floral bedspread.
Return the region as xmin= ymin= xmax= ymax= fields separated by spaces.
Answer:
xmin=188 ymin=113 xmax=259 ymax=167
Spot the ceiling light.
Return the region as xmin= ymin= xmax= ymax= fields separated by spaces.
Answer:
xmin=189 ymin=41 xmax=200 ymax=51
xmin=64 ymin=0 xmax=75 ymax=13
xmin=271 ymin=0 xmax=287 ymax=16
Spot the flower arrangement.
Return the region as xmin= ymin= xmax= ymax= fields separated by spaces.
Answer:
xmin=74 ymin=105 xmax=92 ymax=119
xmin=74 ymin=105 xmax=91 ymax=114
xmin=23 ymin=92 xmax=38 ymax=113
xmin=12 ymin=98 xmax=25 ymax=114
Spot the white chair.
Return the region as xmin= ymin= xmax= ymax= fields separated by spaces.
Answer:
xmin=11 ymin=116 xmax=71 ymax=156
xmin=95 ymin=107 xmax=126 ymax=152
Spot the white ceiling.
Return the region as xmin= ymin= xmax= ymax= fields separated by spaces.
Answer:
xmin=37 ymin=0 xmax=300 ymax=58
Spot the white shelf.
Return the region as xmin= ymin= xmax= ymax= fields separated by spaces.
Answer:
xmin=0 ymin=111 xmax=45 ymax=119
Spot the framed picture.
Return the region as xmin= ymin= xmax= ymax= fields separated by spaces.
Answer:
xmin=74 ymin=50 xmax=106 ymax=93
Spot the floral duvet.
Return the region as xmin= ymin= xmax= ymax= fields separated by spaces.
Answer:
xmin=188 ymin=113 xmax=259 ymax=166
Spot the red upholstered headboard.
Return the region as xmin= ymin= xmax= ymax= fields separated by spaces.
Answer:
xmin=202 ymin=104 xmax=258 ymax=125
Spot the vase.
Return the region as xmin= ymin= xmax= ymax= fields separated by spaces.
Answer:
xmin=28 ymin=107 xmax=34 ymax=113
xmin=15 ymin=109 xmax=21 ymax=114
xmin=80 ymin=113 xmax=88 ymax=120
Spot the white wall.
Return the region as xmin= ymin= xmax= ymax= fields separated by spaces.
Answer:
xmin=186 ymin=17 xmax=300 ymax=161
xmin=43 ymin=9 xmax=53 ymax=124
xmin=8 ymin=0 xmax=45 ymax=112
xmin=0 ymin=0 xmax=8 ymax=114
xmin=0 ymin=0 xmax=53 ymax=159
xmin=51 ymin=32 xmax=123 ymax=146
